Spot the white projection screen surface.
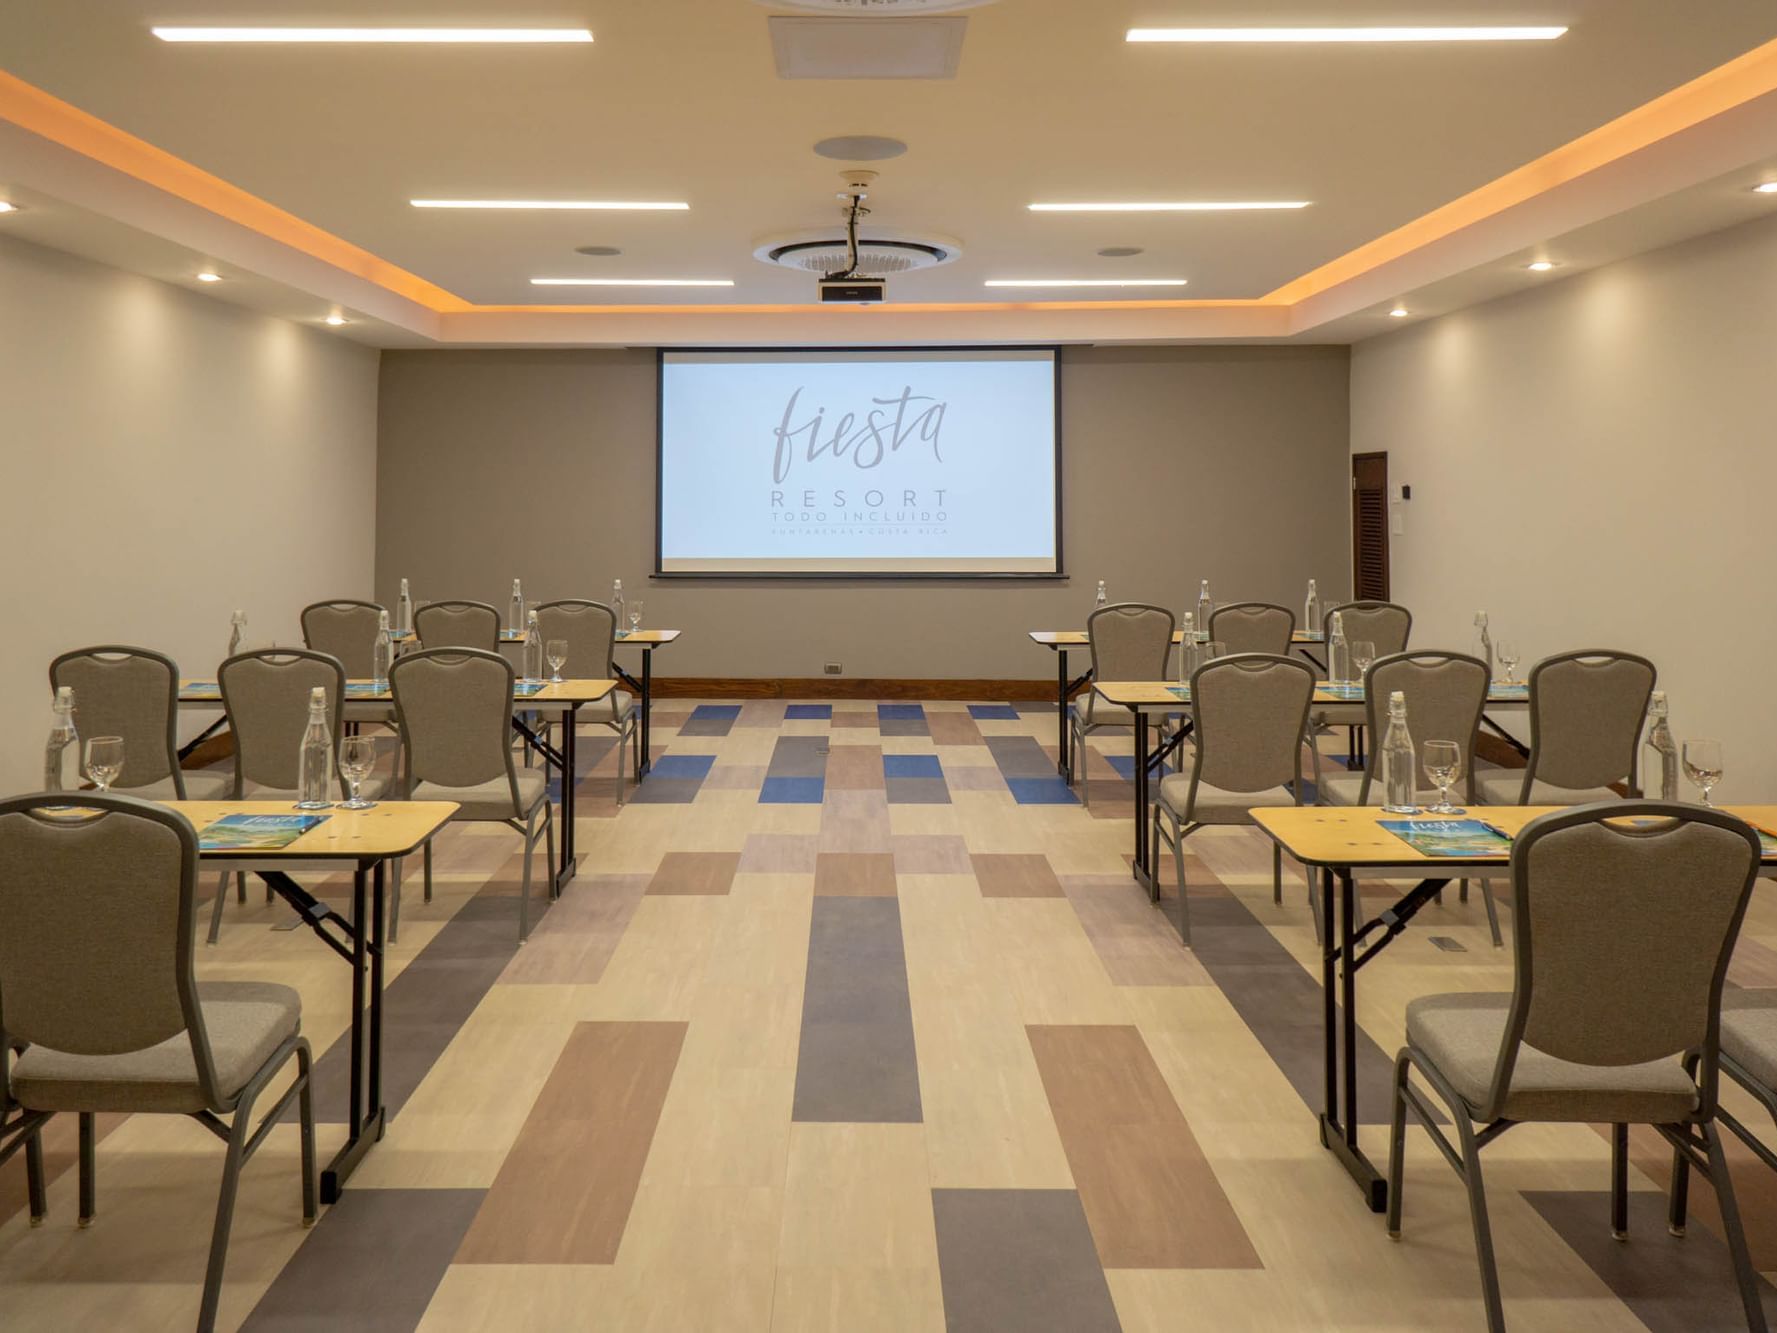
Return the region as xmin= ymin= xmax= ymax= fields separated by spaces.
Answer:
xmin=656 ymin=348 xmax=1060 ymax=576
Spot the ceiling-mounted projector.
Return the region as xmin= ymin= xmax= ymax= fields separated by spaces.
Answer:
xmin=818 ymin=276 xmax=886 ymax=303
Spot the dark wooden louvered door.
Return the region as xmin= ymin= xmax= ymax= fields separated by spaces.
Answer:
xmin=1351 ymin=452 xmax=1390 ymax=600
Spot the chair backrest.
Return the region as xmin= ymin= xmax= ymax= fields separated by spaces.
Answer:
xmin=1088 ymin=603 xmax=1175 ymax=684
xmin=1188 ymin=654 xmax=1316 ymax=796
xmin=0 ymin=794 xmax=225 ymax=1103
xmin=1359 ymin=652 xmax=1490 ymax=802
xmin=1325 ymin=601 xmax=1411 ymax=657
xmin=390 ymin=648 xmax=521 ymax=808
xmin=301 ymin=600 xmax=385 ymax=677
xmin=218 ymin=649 xmax=345 ymax=793
xmin=1208 ymin=602 xmax=1295 ymax=656
xmin=48 ymin=646 xmax=183 ymax=794
xmin=1519 ymin=650 xmax=1656 ymax=798
xmin=414 ymin=600 xmax=500 ymax=653
xmin=534 ymin=599 xmax=618 ymax=679
xmin=1479 ymin=802 xmax=1760 ymax=1122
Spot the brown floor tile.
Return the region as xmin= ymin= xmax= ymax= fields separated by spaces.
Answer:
xmin=830 ymin=712 xmax=879 ymax=729
xmin=647 ymin=851 xmax=741 ymax=896
xmin=814 ymin=852 xmax=899 ymax=897
xmin=826 ymin=745 xmax=887 ymax=791
xmin=499 ymin=872 xmax=652 ymax=984
xmin=928 ymin=712 xmax=985 ymax=747
xmin=972 ymin=853 xmax=1065 ymax=899
xmin=456 ymin=1020 xmax=687 ymax=1265
xmin=1026 ymin=1024 xmax=1262 ymax=1269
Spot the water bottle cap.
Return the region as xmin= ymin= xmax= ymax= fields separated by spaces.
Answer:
xmin=309 ymin=686 xmax=326 ymax=702
xmin=1308 ymin=578 xmax=1316 ymax=588
xmin=1390 ymin=690 xmax=1405 ymax=704
xmin=55 ymin=685 xmax=73 ymax=704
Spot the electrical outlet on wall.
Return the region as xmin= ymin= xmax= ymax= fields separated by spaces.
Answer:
xmin=824 ymin=662 xmax=843 ymax=675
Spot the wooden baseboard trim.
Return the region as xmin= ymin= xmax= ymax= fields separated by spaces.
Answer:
xmin=649 ymin=677 xmax=1061 ymax=701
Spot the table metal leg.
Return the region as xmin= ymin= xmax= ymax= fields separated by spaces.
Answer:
xmin=369 ymin=859 xmax=385 ymax=1137
xmin=1056 ymin=650 xmax=1071 ymax=780
xmin=322 ymin=863 xmax=371 ymax=1204
xmin=1132 ymin=711 xmax=1152 ymax=888
xmin=1340 ymin=870 xmax=1359 ymax=1150
xmin=557 ymin=703 xmax=579 ymax=891
xmin=1318 ymin=866 xmax=1388 ymax=1212
xmin=639 ymin=648 xmax=654 ymax=777
xmin=1320 ymin=866 xmax=1337 ymax=1142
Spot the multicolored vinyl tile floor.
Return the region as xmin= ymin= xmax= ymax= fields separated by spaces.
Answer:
xmin=4 ymin=699 xmax=1777 ymax=1330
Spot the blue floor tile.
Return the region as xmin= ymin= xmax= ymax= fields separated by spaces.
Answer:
xmin=785 ymin=703 xmax=833 ymax=720
xmin=877 ymin=703 xmax=926 ymax=720
xmin=1103 ymin=755 xmax=1174 ymax=781
xmin=967 ymin=704 xmax=1021 ymax=720
xmin=688 ymin=704 xmax=743 ymax=721
xmin=883 ymin=754 xmax=943 ymax=779
xmin=648 ymin=754 xmax=717 ymax=780
xmin=759 ymin=776 xmax=825 ymax=804
xmin=1005 ymin=777 xmax=1080 ymax=805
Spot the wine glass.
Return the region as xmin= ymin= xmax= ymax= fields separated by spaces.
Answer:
xmin=546 ymin=639 xmax=569 ymax=684
xmin=338 ymin=736 xmax=378 ymax=810
xmin=84 ymin=736 xmax=125 ymax=793
xmin=1422 ymin=739 xmax=1465 ymax=815
xmin=1683 ymin=739 xmax=1723 ymax=807
xmin=1348 ymin=640 xmax=1376 ymax=697
xmin=1496 ymin=640 xmax=1521 ymax=686
xmin=627 ymin=600 xmax=644 ymax=636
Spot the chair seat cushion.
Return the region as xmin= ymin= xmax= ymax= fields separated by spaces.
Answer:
xmin=11 ymin=981 xmax=301 ymax=1115
xmin=1476 ymin=775 xmax=1622 ymax=805
xmin=124 ymin=769 xmax=235 ymax=802
xmin=241 ymin=774 xmax=391 ymax=804
xmin=578 ymin=690 xmax=634 ymax=725
xmin=1071 ymin=700 xmax=1134 ymax=729
xmin=411 ymin=768 xmax=548 ymax=820
xmin=1158 ymin=774 xmax=1296 ymax=824
xmin=1721 ymin=991 xmax=1777 ymax=1093
xmin=1406 ymin=992 xmax=1697 ymax=1123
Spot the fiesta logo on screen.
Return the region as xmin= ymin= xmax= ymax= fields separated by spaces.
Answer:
xmin=768 ymin=385 xmax=951 ymax=527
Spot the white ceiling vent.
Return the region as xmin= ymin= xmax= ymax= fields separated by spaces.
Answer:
xmin=755 ymin=228 xmax=962 ymax=275
xmin=769 ymin=16 xmax=967 ymax=78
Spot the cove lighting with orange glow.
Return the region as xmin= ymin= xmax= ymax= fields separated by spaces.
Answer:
xmin=151 ymin=27 xmax=593 ymax=44
xmin=1127 ymin=26 xmax=1566 ymax=44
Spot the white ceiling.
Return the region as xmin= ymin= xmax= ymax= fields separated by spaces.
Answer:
xmin=3 ymin=0 xmax=1775 ymax=314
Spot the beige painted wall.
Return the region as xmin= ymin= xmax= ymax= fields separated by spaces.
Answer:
xmin=1352 ymin=211 xmax=1777 ymax=801
xmin=375 ymin=344 xmax=1351 ymax=681
xmin=0 ymin=235 xmax=379 ymax=792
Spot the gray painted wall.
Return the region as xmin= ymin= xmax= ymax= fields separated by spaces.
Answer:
xmin=375 ymin=344 xmax=1351 ymax=681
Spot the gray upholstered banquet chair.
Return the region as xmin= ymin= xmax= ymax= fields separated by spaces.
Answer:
xmin=48 ymin=646 xmax=233 ymax=801
xmin=1312 ymin=600 xmax=1414 ymax=737
xmin=1387 ymin=802 xmax=1764 ymax=1333
xmin=534 ymin=599 xmax=640 ymax=805
xmin=1 ymin=1035 xmax=47 ymax=1226
xmin=0 ymin=793 xmax=316 ymax=1333
xmin=413 ymin=599 xmax=501 ymax=652
xmin=1071 ymin=602 xmax=1176 ymax=807
xmin=1207 ymin=602 xmax=1295 ymax=656
xmin=1151 ymin=653 xmax=1315 ymax=945
xmin=211 ymin=649 xmax=391 ymax=943
xmin=1318 ymin=650 xmax=1503 ymax=946
xmin=300 ymin=598 xmax=396 ymax=730
xmin=1476 ymin=650 xmax=1655 ymax=805
xmin=391 ymin=648 xmax=555 ymax=942
xmin=1699 ymin=989 xmax=1777 ymax=1214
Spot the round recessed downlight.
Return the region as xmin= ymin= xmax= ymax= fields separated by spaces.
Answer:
xmin=1754 ymin=182 xmax=1777 ymax=195
xmin=813 ymin=136 xmax=909 ymax=162
xmin=1388 ymin=306 xmax=1409 ymax=318
xmin=1525 ymin=260 xmax=1554 ymax=272
xmin=1097 ymin=246 xmax=1144 ymax=258
xmin=574 ymin=245 xmax=623 ymax=256
xmin=0 ymin=201 xmax=18 ymax=214
xmin=324 ymin=313 xmax=348 ymax=326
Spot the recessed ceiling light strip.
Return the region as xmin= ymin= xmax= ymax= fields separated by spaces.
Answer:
xmin=151 ymin=27 xmax=594 ymax=44
xmin=1127 ymin=26 xmax=1567 ymax=43
xmin=984 ymin=279 xmax=1189 ymax=288
xmin=530 ymin=278 xmax=735 ymax=287
xmin=412 ymin=199 xmax=687 ymax=210
xmin=1030 ymin=201 xmax=1308 ymax=212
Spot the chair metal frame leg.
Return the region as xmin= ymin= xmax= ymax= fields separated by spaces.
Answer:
xmin=1272 ymin=843 xmax=1283 ymax=905
xmin=1610 ymin=1122 xmax=1629 ymax=1240
xmin=1478 ymin=879 xmax=1504 ymax=948
xmin=0 ymin=1105 xmax=54 ymax=1226
xmin=544 ymin=803 xmax=558 ymax=901
xmin=616 ymin=713 xmax=628 ymax=808
xmin=423 ymin=839 xmax=434 ymax=903
xmin=207 ymin=870 xmax=230 ymax=945
xmin=77 ymin=1111 xmax=96 ymax=1227
xmin=1150 ymin=802 xmax=1199 ymax=946
xmin=1702 ymin=1119 xmax=1769 ymax=1333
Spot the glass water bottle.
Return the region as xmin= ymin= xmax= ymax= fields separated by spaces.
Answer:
xmin=523 ymin=611 xmax=545 ymax=683
xmin=1196 ymin=580 xmax=1213 ymax=637
xmin=1644 ymin=690 xmax=1679 ymax=800
xmin=372 ymin=610 xmax=393 ymax=690
xmin=1328 ymin=611 xmax=1351 ymax=687
xmin=1178 ymin=613 xmax=1195 ymax=683
xmin=1093 ymin=580 xmax=1107 ymax=617
xmin=395 ymin=578 xmax=413 ymax=637
xmin=227 ymin=609 xmax=247 ymax=660
xmin=1473 ymin=611 xmax=1494 ymax=680
xmin=1379 ymin=691 xmax=1419 ymax=814
xmin=509 ymin=579 xmax=525 ymax=636
xmin=296 ymin=687 xmax=333 ymax=810
xmin=1304 ymin=579 xmax=1321 ymax=638
xmin=612 ymin=579 xmax=626 ymax=634
xmin=44 ymin=686 xmax=78 ymax=792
